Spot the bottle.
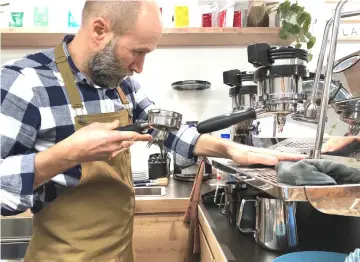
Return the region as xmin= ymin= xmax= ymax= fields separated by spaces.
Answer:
xmin=8 ymin=1 xmax=24 ymax=28
xmin=34 ymin=6 xmax=48 ymax=27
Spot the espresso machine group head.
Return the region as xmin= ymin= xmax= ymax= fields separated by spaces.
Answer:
xmin=247 ymin=43 xmax=309 ymax=130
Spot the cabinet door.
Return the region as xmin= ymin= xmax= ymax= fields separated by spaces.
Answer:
xmin=200 ymin=225 xmax=216 ymax=262
xmin=133 ymin=214 xmax=189 ymax=262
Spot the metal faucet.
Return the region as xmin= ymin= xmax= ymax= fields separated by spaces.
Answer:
xmin=308 ymin=0 xmax=360 ymax=159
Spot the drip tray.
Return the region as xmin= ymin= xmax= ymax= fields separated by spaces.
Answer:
xmin=210 ymin=158 xmax=360 ymax=217
xmin=211 ymin=158 xmax=307 ymax=201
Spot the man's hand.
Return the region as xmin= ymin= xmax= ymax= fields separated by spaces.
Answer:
xmin=193 ymin=134 xmax=305 ymax=166
xmin=64 ymin=120 xmax=152 ymax=163
xmin=34 ymin=120 xmax=152 ymax=188
xmin=226 ymin=143 xmax=305 ymax=166
xmin=322 ymin=136 xmax=360 ymax=153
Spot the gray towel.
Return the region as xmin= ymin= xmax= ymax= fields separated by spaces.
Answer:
xmin=276 ymin=159 xmax=360 ymax=186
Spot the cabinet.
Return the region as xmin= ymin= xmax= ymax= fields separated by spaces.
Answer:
xmin=200 ymin=225 xmax=216 ymax=262
xmin=133 ymin=213 xmax=189 ymax=262
xmin=198 ymin=206 xmax=227 ymax=262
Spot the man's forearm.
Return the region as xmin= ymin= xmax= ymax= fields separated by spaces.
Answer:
xmin=34 ymin=140 xmax=78 ymax=189
xmin=193 ymin=134 xmax=232 ymax=158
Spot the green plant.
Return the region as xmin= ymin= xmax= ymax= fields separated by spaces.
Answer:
xmin=269 ymin=0 xmax=316 ymax=61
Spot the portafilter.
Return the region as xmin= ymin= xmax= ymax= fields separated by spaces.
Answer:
xmin=118 ymin=107 xmax=258 ymax=138
xmin=117 ymin=109 xmax=182 ymax=157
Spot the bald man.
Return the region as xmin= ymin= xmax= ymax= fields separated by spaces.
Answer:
xmin=0 ymin=1 xmax=304 ymax=261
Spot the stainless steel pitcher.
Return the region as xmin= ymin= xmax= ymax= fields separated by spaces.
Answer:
xmin=237 ymin=197 xmax=298 ymax=251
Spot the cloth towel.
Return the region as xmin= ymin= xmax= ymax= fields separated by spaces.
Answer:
xmin=183 ymin=158 xmax=206 ymax=262
xmin=276 ymin=159 xmax=360 ymax=186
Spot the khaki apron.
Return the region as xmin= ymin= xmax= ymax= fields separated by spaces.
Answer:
xmin=24 ymin=44 xmax=136 ymax=262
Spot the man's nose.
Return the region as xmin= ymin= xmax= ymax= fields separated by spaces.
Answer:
xmin=130 ymin=57 xmax=145 ymax=74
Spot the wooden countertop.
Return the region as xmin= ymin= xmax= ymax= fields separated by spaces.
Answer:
xmin=1 ymin=178 xmax=193 ymax=219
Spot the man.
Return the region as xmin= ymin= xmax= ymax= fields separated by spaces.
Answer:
xmin=0 ymin=1 xmax=305 ymax=261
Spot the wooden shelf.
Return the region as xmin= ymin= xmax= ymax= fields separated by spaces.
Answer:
xmin=0 ymin=27 xmax=294 ymax=49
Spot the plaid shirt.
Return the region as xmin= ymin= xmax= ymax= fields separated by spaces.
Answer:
xmin=0 ymin=34 xmax=200 ymax=216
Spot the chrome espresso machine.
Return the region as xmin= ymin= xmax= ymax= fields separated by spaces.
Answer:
xmin=223 ymin=69 xmax=259 ymax=146
xmin=205 ymin=0 xmax=360 ymax=253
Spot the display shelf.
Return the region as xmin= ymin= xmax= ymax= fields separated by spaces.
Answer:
xmin=1 ymin=27 xmax=294 ymax=48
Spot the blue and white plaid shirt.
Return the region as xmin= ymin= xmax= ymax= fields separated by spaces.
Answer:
xmin=0 ymin=34 xmax=200 ymax=216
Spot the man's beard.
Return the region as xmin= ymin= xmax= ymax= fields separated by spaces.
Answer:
xmin=86 ymin=40 xmax=129 ymax=88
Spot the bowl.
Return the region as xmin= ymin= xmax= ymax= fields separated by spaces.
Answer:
xmin=273 ymin=251 xmax=348 ymax=262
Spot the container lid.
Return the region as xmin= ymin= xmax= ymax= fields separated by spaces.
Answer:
xmin=171 ymin=80 xmax=211 ymax=91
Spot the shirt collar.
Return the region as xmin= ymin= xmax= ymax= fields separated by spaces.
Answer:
xmin=61 ymin=34 xmax=96 ymax=87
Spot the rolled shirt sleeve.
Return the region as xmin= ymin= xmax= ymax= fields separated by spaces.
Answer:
xmin=1 ymin=63 xmax=41 ymax=216
xmin=127 ymin=77 xmax=201 ymax=168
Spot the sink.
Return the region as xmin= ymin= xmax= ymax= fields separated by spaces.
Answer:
xmin=134 ymin=186 xmax=166 ymax=196
xmin=1 ymin=241 xmax=28 ymax=261
xmin=1 ymin=218 xmax=32 ymax=241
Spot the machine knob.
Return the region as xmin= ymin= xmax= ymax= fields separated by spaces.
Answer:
xmin=247 ymin=43 xmax=272 ymax=67
xmin=223 ymin=69 xmax=241 ymax=87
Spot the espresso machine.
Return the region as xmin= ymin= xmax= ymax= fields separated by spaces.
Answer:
xmin=208 ymin=0 xmax=360 ymax=253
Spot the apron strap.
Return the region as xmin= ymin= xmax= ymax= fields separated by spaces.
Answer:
xmin=116 ymin=87 xmax=128 ymax=104
xmin=55 ymin=43 xmax=132 ymax=119
xmin=54 ymin=44 xmax=83 ymax=110
xmin=116 ymin=87 xmax=132 ymax=119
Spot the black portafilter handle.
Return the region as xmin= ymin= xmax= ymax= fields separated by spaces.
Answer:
xmin=116 ymin=121 xmax=149 ymax=134
xmin=196 ymin=108 xmax=257 ymax=134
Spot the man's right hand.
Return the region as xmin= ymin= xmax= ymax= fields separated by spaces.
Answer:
xmin=322 ymin=136 xmax=360 ymax=153
xmin=64 ymin=120 xmax=152 ymax=163
xmin=34 ymin=120 xmax=152 ymax=188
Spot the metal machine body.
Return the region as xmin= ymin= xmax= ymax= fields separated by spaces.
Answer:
xmin=223 ymin=69 xmax=259 ymax=145
xmin=247 ymin=43 xmax=309 ymax=131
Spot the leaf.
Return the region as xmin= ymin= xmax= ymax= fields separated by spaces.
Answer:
xmin=295 ymin=43 xmax=302 ymax=49
xmin=292 ymin=24 xmax=301 ymax=34
xmin=304 ymin=31 xmax=312 ymax=39
xmin=290 ymin=3 xmax=300 ymax=12
xmin=282 ymin=20 xmax=293 ymax=31
xmin=307 ymin=36 xmax=316 ymax=49
xmin=299 ymin=34 xmax=306 ymax=42
xmin=279 ymin=29 xmax=288 ymax=40
xmin=308 ymin=53 xmax=313 ymax=61
xmin=303 ymin=20 xmax=310 ymax=32
xmin=297 ymin=12 xmax=307 ymax=25
xmin=279 ymin=0 xmax=291 ymax=14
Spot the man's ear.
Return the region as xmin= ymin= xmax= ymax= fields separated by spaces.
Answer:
xmin=89 ymin=17 xmax=113 ymax=50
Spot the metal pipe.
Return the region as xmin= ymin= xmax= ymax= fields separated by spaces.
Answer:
xmin=313 ymin=0 xmax=348 ymax=159
xmin=305 ymin=10 xmax=360 ymax=119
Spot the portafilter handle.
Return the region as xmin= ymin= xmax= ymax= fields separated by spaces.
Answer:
xmin=117 ymin=121 xmax=150 ymax=134
xmin=196 ymin=108 xmax=257 ymax=134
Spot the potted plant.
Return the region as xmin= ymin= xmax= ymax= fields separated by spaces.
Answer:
xmin=268 ymin=0 xmax=316 ymax=61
